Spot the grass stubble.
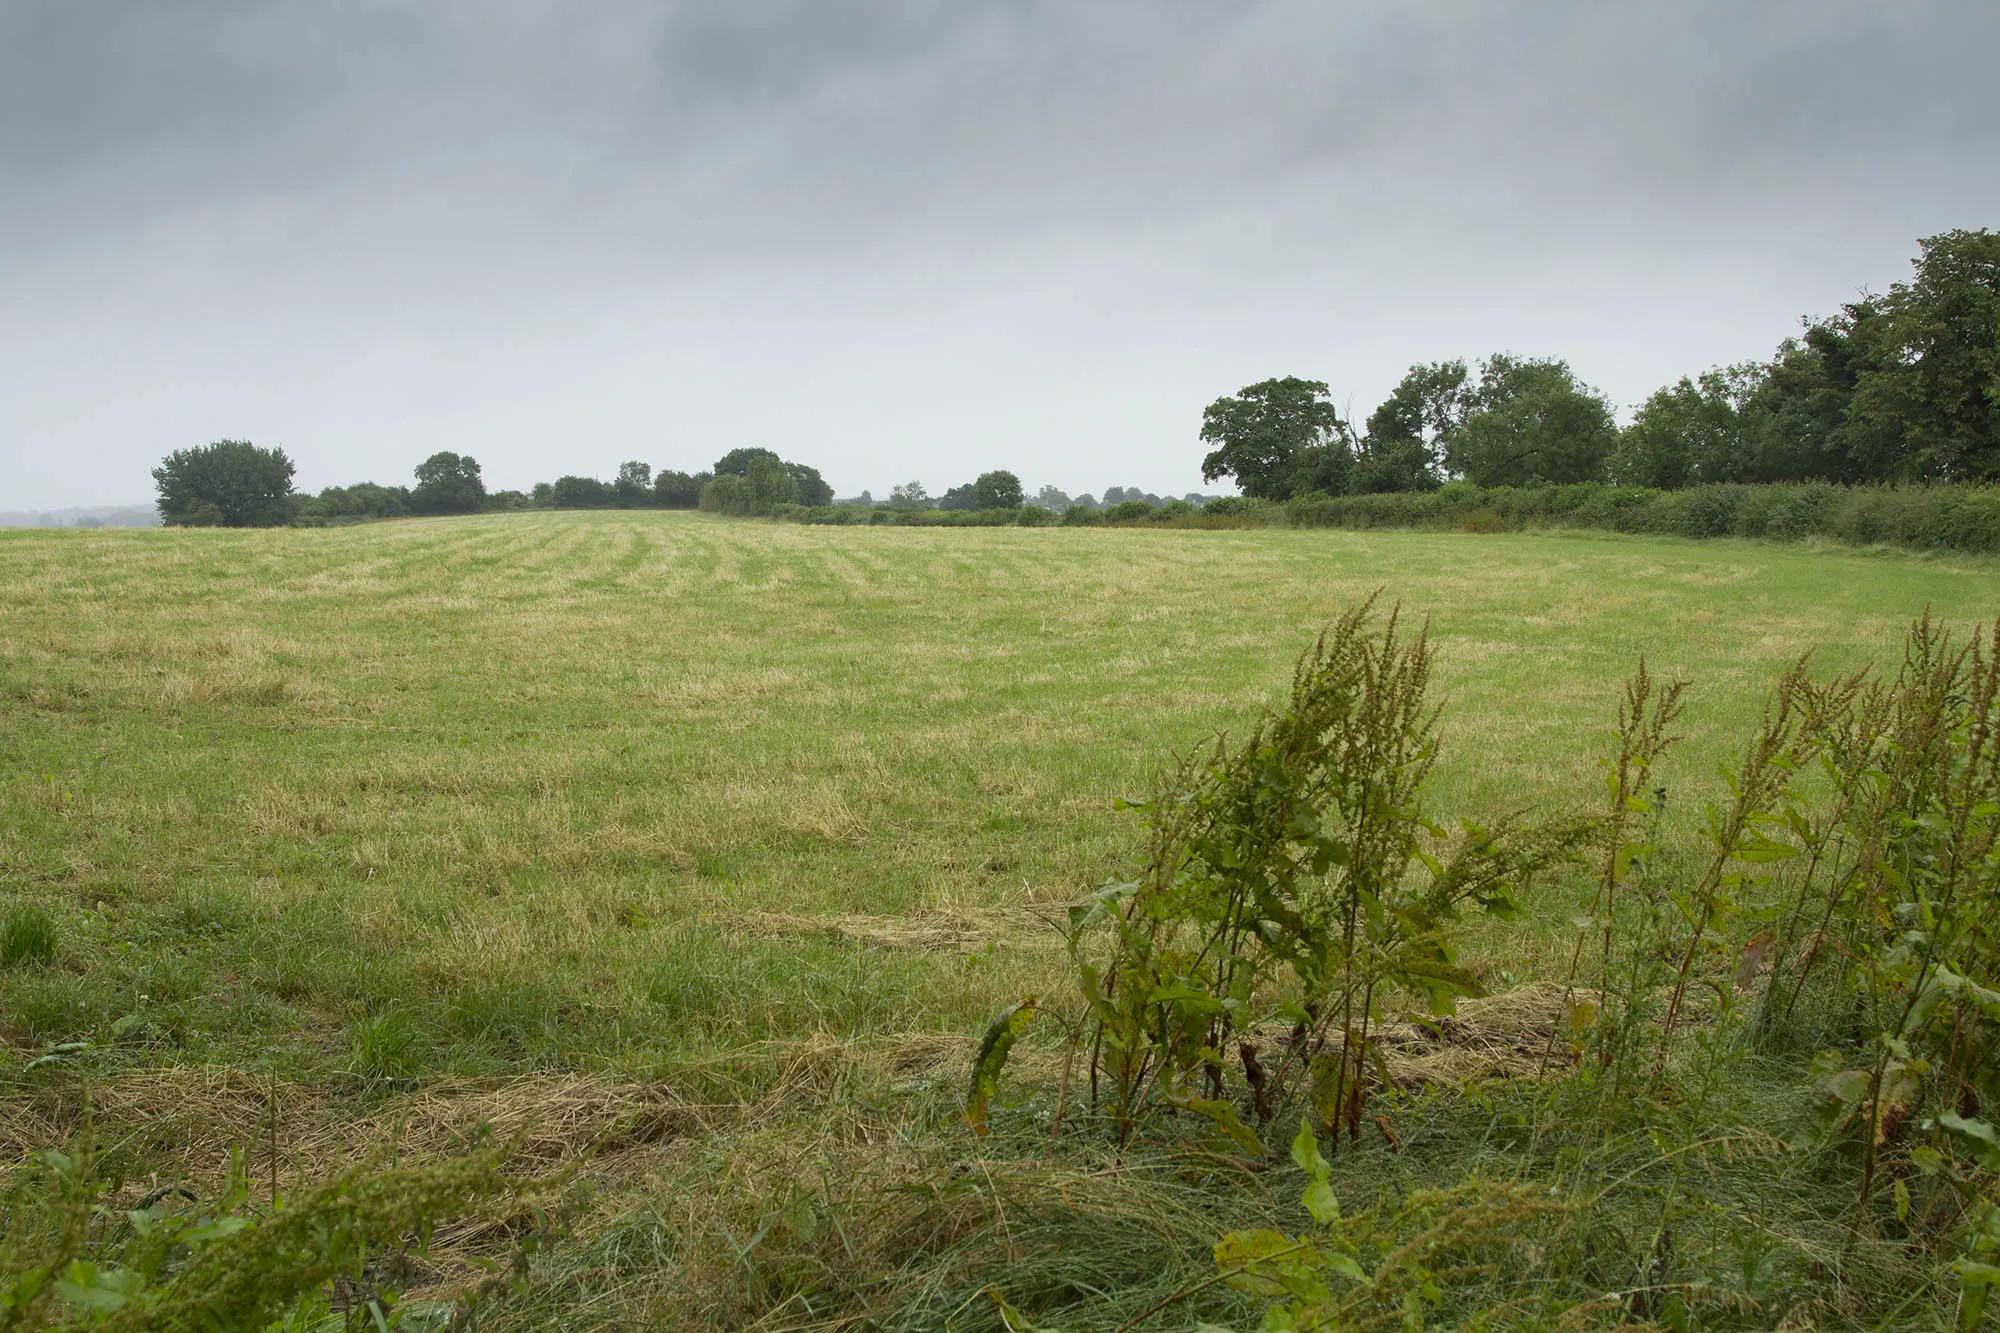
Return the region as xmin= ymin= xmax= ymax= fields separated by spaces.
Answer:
xmin=1 ymin=512 xmax=1995 ymax=1328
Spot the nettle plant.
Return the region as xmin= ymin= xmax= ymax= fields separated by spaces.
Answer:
xmin=970 ymin=600 xmax=1596 ymax=1153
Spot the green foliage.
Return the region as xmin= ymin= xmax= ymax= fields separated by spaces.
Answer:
xmin=410 ymin=452 xmax=485 ymax=515
xmin=1359 ymin=360 xmax=1466 ymax=493
xmin=1739 ymin=619 xmax=2000 ymax=1227
xmin=292 ymin=482 xmax=412 ymax=525
xmin=550 ymin=474 xmax=613 ymax=508
xmin=971 ymin=471 xmax=1024 ymax=510
xmin=1279 ymin=480 xmax=2000 ymax=553
xmin=651 ymin=469 xmax=708 ymax=509
xmin=993 ymin=601 xmax=1593 ymax=1150
xmin=701 ymin=455 xmax=815 ymax=515
xmin=965 ymin=997 xmax=1038 ymax=1136
xmin=711 ymin=447 xmax=783 ymax=478
xmin=1611 ymin=364 xmax=1763 ymax=489
xmin=1200 ymin=378 xmax=1351 ymax=501
xmin=346 ymin=1006 xmax=429 ymax=1082
xmin=0 ymin=1139 xmax=524 ymax=1333
xmin=613 ymin=460 xmax=652 ymax=505
xmin=152 ymin=442 xmax=297 ymax=528
xmin=1201 ymin=1123 xmax=1564 ymax=1332
xmin=0 ymin=905 xmax=56 ymax=968
xmin=1447 ymin=354 xmax=1619 ymax=487
xmin=1751 ymin=230 xmax=2000 ymax=485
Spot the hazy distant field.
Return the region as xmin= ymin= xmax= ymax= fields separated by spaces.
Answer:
xmin=3 ymin=512 xmax=1994 ymax=1325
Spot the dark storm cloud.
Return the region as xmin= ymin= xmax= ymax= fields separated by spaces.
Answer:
xmin=3 ymin=2 xmax=1997 ymax=506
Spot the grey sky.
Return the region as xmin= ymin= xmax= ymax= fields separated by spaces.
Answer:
xmin=3 ymin=1 xmax=1996 ymax=508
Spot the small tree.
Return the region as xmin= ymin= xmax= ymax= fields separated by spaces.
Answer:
xmin=411 ymin=451 xmax=486 ymax=514
xmin=153 ymin=440 xmax=297 ymax=527
xmin=889 ymin=480 xmax=930 ymax=509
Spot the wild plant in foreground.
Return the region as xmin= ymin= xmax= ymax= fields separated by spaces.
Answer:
xmin=971 ymin=599 xmax=1595 ymax=1156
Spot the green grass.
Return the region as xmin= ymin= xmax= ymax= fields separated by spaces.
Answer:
xmin=1 ymin=512 xmax=1993 ymax=1327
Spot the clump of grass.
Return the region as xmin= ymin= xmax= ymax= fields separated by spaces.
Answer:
xmin=0 ymin=903 xmax=56 ymax=967
xmin=347 ymin=1006 xmax=429 ymax=1082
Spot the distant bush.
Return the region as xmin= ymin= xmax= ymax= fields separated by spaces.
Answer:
xmin=1102 ymin=500 xmax=1156 ymax=522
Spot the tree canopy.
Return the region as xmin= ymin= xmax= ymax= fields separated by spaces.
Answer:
xmin=1444 ymin=356 xmax=1619 ymax=487
xmin=1199 ymin=377 xmax=1351 ymax=500
xmin=412 ymin=451 xmax=486 ymax=514
xmin=153 ymin=440 xmax=297 ymax=527
xmin=712 ymin=447 xmax=784 ymax=477
xmin=972 ymin=471 xmax=1024 ymax=509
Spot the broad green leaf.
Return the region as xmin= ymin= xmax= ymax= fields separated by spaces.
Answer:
xmin=1734 ymin=837 xmax=1800 ymax=864
xmin=1166 ymin=1093 xmax=1264 ymax=1156
xmin=964 ymin=997 xmax=1038 ymax=1136
xmin=1215 ymin=1229 xmax=1325 ymax=1299
xmin=1291 ymin=1120 xmax=1330 ymax=1180
xmin=179 ymin=1214 xmax=252 ymax=1244
xmin=1302 ymin=1178 xmax=1340 ymax=1226
xmin=1324 ymin=1250 xmax=1366 ymax=1282
xmin=1216 ymin=1229 xmax=1301 ymax=1266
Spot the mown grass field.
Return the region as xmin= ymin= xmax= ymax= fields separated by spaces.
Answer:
xmin=2 ymin=512 xmax=1995 ymax=1328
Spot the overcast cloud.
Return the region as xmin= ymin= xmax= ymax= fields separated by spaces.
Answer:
xmin=3 ymin=1 xmax=1996 ymax=507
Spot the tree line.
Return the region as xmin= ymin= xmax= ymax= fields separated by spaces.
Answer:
xmin=152 ymin=228 xmax=1992 ymax=528
xmin=150 ymin=444 xmax=837 ymax=527
xmin=152 ymin=442 xmax=1213 ymax=528
xmin=1198 ymin=228 xmax=1999 ymax=500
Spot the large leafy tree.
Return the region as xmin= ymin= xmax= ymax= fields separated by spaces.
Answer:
xmin=971 ymin=470 xmax=1024 ymax=509
xmin=411 ymin=451 xmax=486 ymax=514
xmin=708 ymin=447 xmax=830 ymax=506
xmin=700 ymin=455 xmax=797 ymax=515
xmin=613 ymin=460 xmax=653 ymax=505
xmin=1357 ymin=360 xmax=1468 ymax=492
xmin=153 ymin=440 xmax=297 ymax=527
xmin=1199 ymin=377 xmax=1349 ymax=500
xmin=1742 ymin=299 xmax=1899 ymax=483
xmin=787 ymin=462 xmax=834 ymax=507
xmin=712 ymin=447 xmax=783 ymax=477
xmin=1661 ymin=229 xmax=2000 ymax=486
xmin=1446 ymin=355 xmax=1618 ymax=487
xmin=1611 ymin=363 xmax=1761 ymax=489
xmin=652 ymin=469 xmax=707 ymax=508
xmin=1846 ymin=228 xmax=2000 ymax=481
